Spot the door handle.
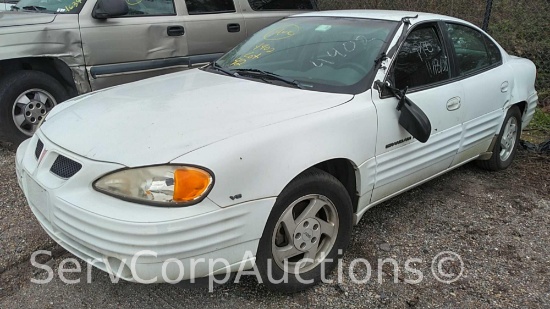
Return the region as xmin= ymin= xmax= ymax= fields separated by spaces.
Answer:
xmin=501 ymin=81 xmax=509 ymax=93
xmin=167 ymin=26 xmax=185 ymax=36
xmin=446 ymin=97 xmax=461 ymax=111
xmin=227 ymin=23 xmax=241 ymax=33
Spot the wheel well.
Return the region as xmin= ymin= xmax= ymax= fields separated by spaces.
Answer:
xmin=313 ymin=159 xmax=359 ymax=213
xmin=513 ymin=101 xmax=527 ymax=116
xmin=0 ymin=58 xmax=78 ymax=97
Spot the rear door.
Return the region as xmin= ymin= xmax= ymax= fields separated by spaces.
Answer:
xmin=79 ymin=0 xmax=188 ymax=90
xmin=371 ymin=22 xmax=465 ymax=202
xmin=444 ymin=22 xmax=513 ymax=166
xmin=182 ymin=0 xmax=246 ymax=67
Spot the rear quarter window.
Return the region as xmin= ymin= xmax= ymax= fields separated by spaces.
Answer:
xmin=185 ymin=0 xmax=236 ymax=14
xmin=247 ymin=0 xmax=314 ymax=11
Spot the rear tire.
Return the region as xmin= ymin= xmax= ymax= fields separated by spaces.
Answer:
xmin=256 ymin=168 xmax=353 ymax=293
xmin=477 ymin=106 xmax=522 ymax=171
xmin=0 ymin=70 xmax=68 ymax=150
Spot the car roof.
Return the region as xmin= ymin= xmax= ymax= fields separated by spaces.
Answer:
xmin=294 ymin=9 xmax=469 ymax=26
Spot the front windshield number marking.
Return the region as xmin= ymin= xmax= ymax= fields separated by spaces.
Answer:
xmin=126 ymin=0 xmax=144 ymax=5
xmin=311 ymin=36 xmax=378 ymax=68
xmin=244 ymin=52 xmax=262 ymax=60
xmin=230 ymin=58 xmax=247 ymax=67
xmin=230 ymin=43 xmax=275 ymax=66
xmin=311 ymin=58 xmax=334 ymax=68
xmin=254 ymin=43 xmax=275 ymax=53
xmin=65 ymin=0 xmax=83 ymax=12
xmin=263 ymin=25 xmax=300 ymax=41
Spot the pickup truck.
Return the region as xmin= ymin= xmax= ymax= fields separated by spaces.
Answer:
xmin=0 ymin=1 xmax=17 ymax=11
xmin=0 ymin=0 xmax=318 ymax=148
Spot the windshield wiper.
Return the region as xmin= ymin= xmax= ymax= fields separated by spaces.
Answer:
xmin=208 ymin=62 xmax=237 ymax=77
xmin=233 ymin=69 xmax=303 ymax=89
xmin=22 ymin=5 xmax=48 ymax=11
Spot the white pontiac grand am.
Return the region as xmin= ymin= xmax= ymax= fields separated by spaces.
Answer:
xmin=16 ymin=10 xmax=537 ymax=292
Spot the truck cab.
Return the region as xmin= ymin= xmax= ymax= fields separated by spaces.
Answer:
xmin=0 ymin=0 xmax=317 ymax=148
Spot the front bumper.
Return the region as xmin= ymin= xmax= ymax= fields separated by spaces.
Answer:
xmin=16 ymin=133 xmax=274 ymax=283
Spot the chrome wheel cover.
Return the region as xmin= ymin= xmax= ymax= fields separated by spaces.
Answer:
xmin=12 ymin=88 xmax=57 ymax=136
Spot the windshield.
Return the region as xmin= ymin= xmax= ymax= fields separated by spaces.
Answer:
xmin=215 ymin=17 xmax=397 ymax=94
xmin=13 ymin=0 xmax=86 ymax=13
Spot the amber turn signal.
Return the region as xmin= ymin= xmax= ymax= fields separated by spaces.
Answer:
xmin=173 ymin=168 xmax=213 ymax=202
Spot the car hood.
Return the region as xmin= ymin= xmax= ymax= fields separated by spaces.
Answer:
xmin=0 ymin=11 xmax=56 ymax=27
xmin=41 ymin=69 xmax=353 ymax=167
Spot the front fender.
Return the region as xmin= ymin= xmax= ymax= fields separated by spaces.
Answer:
xmin=0 ymin=14 xmax=83 ymax=66
xmin=172 ymin=93 xmax=378 ymax=208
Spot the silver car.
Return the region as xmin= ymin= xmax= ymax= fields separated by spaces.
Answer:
xmin=0 ymin=0 xmax=317 ymax=147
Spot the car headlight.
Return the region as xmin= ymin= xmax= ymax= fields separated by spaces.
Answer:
xmin=93 ymin=165 xmax=214 ymax=207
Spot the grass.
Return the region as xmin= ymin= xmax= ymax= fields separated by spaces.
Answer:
xmin=523 ymin=107 xmax=550 ymax=143
xmin=529 ymin=108 xmax=550 ymax=132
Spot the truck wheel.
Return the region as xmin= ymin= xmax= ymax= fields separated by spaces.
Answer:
xmin=0 ymin=71 xmax=68 ymax=149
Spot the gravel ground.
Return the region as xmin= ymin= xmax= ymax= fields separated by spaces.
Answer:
xmin=0 ymin=145 xmax=549 ymax=309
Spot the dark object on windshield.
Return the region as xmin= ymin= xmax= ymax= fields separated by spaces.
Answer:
xmin=520 ymin=138 xmax=550 ymax=154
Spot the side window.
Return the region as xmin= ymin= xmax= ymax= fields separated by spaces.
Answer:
xmin=123 ymin=0 xmax=176 ymax=16
xmin=248 ymin=0 xmax=313 ymax=11
xmin=392 ymin=25 xmax=450 ymax=89
xmin=446 ymin=23 xmax=500 ymax=75
xmin=185 ymin=0 xmax=236 ymax=14
xmin=485 ymin=37 xmax=502 ymax=65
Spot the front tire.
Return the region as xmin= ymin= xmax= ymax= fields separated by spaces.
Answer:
xmin=0 ymin=71 xmax=68 ymax=149
xmin=256 ymin=168 xmax=353 ymax=293
xmin=477 ymin=106 xmax=522 ymax=171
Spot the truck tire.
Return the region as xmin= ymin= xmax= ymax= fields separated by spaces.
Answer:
xmin=0 ymin=70 xmax=68 ymax=150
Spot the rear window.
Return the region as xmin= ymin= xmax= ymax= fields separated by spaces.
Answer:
xmin=185 ymin=0 xmax=236 ymax=14
xmin=248 ymin=0 xmax=314 ymax=11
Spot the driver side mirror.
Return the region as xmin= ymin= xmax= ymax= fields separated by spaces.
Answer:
xmin=397 ymin=95 xmax=431 ymax=143
xmin=93 ymin=0 xmax=129 ymax=19
xmin=376 ymin=80 xmax=432 ymax=143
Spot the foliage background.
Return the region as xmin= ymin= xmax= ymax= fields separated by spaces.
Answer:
xmin=318 ymin=0 xmax=550 ymax=106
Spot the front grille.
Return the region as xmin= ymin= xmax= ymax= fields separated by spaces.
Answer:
xmin=35 ymin=139 xmax=44 ymax=159
xmin=50 ymin=155 xmax=82 ymax=179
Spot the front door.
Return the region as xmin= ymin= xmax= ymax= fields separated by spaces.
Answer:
xmin=371 ymin=22 xmax=465 ymax=202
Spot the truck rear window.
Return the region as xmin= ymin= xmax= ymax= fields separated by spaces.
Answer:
xmin=248 ymin=0 xmax=314 ymax=11
xmin=185 ymin=0 xmax=236 ymax=14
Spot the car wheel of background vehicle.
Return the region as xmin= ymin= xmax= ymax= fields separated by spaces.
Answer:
xmin=477 ymin=106 xmax=522 ymax=171
xmin=0 ymin=70 xmax=68 ymax=150
xmin=256 ymin=168 xmax=353 ymax=293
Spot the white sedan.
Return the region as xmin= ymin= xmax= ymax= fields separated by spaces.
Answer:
xmin=16 ymin=10 xmax=538 ymax=292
